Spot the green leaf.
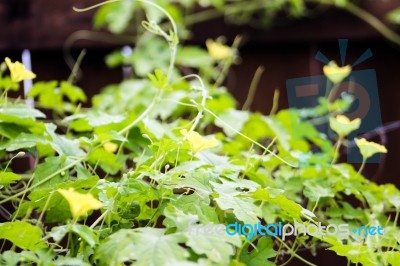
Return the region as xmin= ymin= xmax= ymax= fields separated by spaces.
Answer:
xmin=212 ymin=178 xmax=260 ymax=224
xmin=64 ymin=111 xmax=125 ymax=128
xmin=0 ymin=221 xmax=46 ymax=250
xmin=239 ymin=114 xmax=270 ymax=145
xmin=328 ymin=244 xmax=377 ymax=266
xmin=32 ymin=156 xmax=69 ymax=190
xmin=71 ymin=224 xmax=98 ymax=247
xmin=88 ymin=148 xmax=124 ymax=174
xmin=60 ymin=81 xmax=87 ymax=103
xmin=130 ymin=38 xmax=170 ymax=77
xmin=0 ymin=172 xmax=21 ymax=185
xmin=175 ymin=169 xmax=214 ymax=200
xmin=214 ymin=194 xmax=260 ymax=224
xmin=164 ymin=207 xmax=241 ymax=265
xmin=303 ymin=179 xmax=335 ymax=202
xmin=93 ymin=1 xmax=136 ymax=33
xmin=28 ymin=81 xmax=63 ymax=111
xmin=176 ymin=46 xmax=213 ymax=68
xmin=46 ymin=123 xmax=85 ymax=157
xmin=55 ymin=257 xmax=91 ymax=266
xmin=383 ymin=251 xmax=400 ymax=265
xmin=94 ymin=229 xmax=136 ymax=266
xmin=46 ymin=225 xmax=69 ymax=243
xmin=130 ymin=228 xmax=189 ymax=266
xmin=253 ymin=188 xmax=313 ymax=222
xmin=118 ymin=201 xmax=141 ymax=219
xmin=215 ymin=109 xmax=249 ymax=137
xmin=0 ymin=133 xmax=48 ymax=151
xmin=95 ymin=228 xmax=188 ymax=266
xmin=0 ymin=76 xmax=19 ymax=91
xmin=0 ymin=250 xmax=20 ymax=266
xmin=0 ymin=123 xmax=28 ymax=139
xmin=105 ymin=50 xmax=126 ymax=68
xmin=20 ymin=249 xmax=56 ymax=265
xmin=0 ymin=103 xmax=45 ymax=119
xmin=386 ymin=7 xmax=400 ymax=24
xmin=383 ymin=184 xmax=400 ymax=209
xmin=355 ymin=138 xmax=387 ymax=161
xmin=147 ymin=69 xmax=169 ymax=90
xmin=173 ymin=194 xmax=219 ymax=224
xmin=329 ymin=115 xmax=360 ymax=138
xmin=240 ymin=237 xmax=276 ymax=266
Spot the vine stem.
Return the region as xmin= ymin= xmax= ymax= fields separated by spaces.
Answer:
xmin=331 ymin=137 xmax=342 ymax=164
xmin=356 ymin=159 xmax=366 ymax=177
xmin=89 ymin=209 xmax=110 ymax=229
xmin=67 ymin=49 xmax=86 ymax=84
xmin=0 ymin=158 xmax=85 ymax=204
xmin=205 ymin=107 xmax=297 ymax=167
xmin=274 ymin=236 xmax=317 ymax=266
xmin=0 ymin=0 xmax=178 ymax=206
xmin=74 ymin=0 xmax=178 ymax=136
xmin=270 ymin=88 xmax=280 ymax=115
xmin=344 ymin=2 xmax=400 ymax=46
xmin=73 ymin=0 xmax=177 ymax=41
xmin=242 ymin=66 xmax=264 ymax=111
xmin=184 ymin=0 xmax=400 ymax=46
xmin=213 ymin=35 xmax=242 ymax=88
xmin=171 ymin=73 xmax=208 ymax=132
xmin=307 ymin=0 xmax=400 ymax=46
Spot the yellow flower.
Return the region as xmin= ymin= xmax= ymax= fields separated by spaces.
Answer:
xmin=180 ymin=129 xmax=218 ymax=154
xmin=206 ymin=39 xmax=232 ymax=60
xmin=58 ymin=188 xmax=103 ymax=218
xmin=5 ymin=57 xmax=36 ymax=82
xmin=355 ymin=138 xmax=387 ymax=160
xmin=329 ymin=115 xmax=361 ymax=138
xmin=323 ymin=61 xmax=351 ymax=84
xmin=103 ymin=142 xmax=118 ymax=153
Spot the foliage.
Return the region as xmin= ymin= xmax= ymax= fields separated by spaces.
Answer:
xmin=0 ymin=1 xmax=399 ymax=266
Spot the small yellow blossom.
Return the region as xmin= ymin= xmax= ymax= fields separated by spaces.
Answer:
xmin=355 ymin=138 xmax=387 ymax=160
xmin=5 ymin=57 xmax=36 ymax=82
xmin=206 ymin=39 xmax=232 ymax=60
xmin=58 ymin=188 xmax=103 ymax=218
xmin=180 ymin=129 xmax=218 ymax=154
xmin=323 ymin=61 xmax=351 ymax=84
xmin=329 ymin=115 xmax=361 ymax=138
xmin=103 ymin=142 xmax=118 ymax=153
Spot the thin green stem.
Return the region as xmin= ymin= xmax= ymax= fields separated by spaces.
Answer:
xmin=274 ymin=237 xmax=317 ymax=266
xmin=36 ymin=191 xmax=54 ymax=226
xmin=174 ymin=73 xmax=208 ymax=132
xmin=90 ymin=209 xmax=110 ymax=229
xmin=356 ymin=159 xmax=366 ymax=177
xmin=213 ymin=35 xmax=242 ymax=88
xmin=205 ymin=107 xmax=296 ymax=167
xmin=242 ymin=66 xmax=265 ymax=111
xmin=344 ymin=2 xmax=400 ymax=46
xmin=306 ymin=0 xmax=400 ymax=46
xmin=67 ymin=49 xmax=86 ymax=84
xmin=73 ymin=0 xmax=177 ymax=41
xmin=331 ymin=137 xmax=342 ymax=164
xmin=0 ymin=157 xmax=85 ymax=204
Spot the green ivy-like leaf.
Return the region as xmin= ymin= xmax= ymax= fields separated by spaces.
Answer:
xmin=0 ymin=221 xmax=46 ymax=250
xmin=0 ymin=172 xmax=21 ymax=185
xmin=240 ymin=237 xmax=276 ymax=266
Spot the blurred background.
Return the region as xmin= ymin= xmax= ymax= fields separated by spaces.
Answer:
xmin=2 ymin=1 xmax=400 ymax=265
xmin=0 ymin=0 xmax=399 ymax=195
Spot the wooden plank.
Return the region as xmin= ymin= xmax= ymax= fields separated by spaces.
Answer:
xmin=0 ymin=1 xmax=399 ymax=49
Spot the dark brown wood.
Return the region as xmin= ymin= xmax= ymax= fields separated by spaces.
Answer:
xmin=1 ymin=1 xmax=400 ymax=50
